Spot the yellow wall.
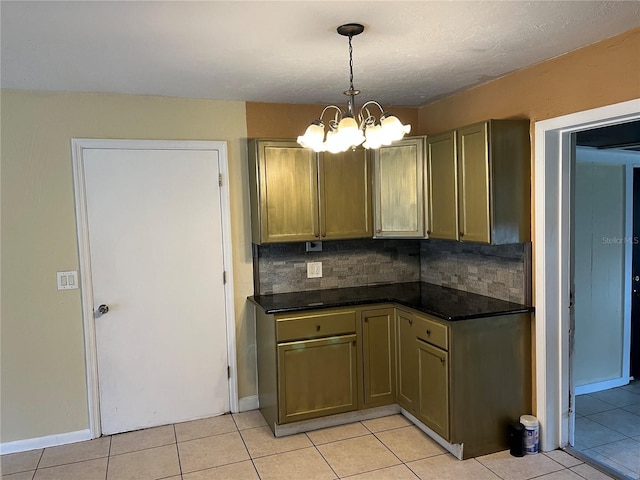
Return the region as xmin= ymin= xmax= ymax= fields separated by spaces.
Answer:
xmin=0 ymin=91 xmax=255 ymax=442
xmin=417 ymin=27 xmax=640 ymax=133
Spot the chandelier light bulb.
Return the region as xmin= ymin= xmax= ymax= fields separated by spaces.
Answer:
xmin=297 ymin=23 xmax=411 ymax=153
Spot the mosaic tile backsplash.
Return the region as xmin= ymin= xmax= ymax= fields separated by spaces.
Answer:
xmin=255 ymin=239 xmax=421 ymax=295
xmin=420 ymin=240 xmax=530 ymax=304
xmin=254 ymin=238 xmax=530 ymax=304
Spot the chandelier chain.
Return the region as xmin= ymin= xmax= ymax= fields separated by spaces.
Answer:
xmin=348 ymin=35 xmax=355 ymax=92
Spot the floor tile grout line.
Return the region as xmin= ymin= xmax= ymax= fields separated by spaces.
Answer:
xmin=579 ymin=411 xmax=639 ymax=439
xmin=33 ymin=446 xmax=45 ymax=472
xmin=308 ymin=435 xmax=340 ymax=480
xmin=309 ymin=439 xmax=340 ymax=478
xmin=30 ymin=453 xmax=111 ymax=472
xmin=105 ymin=435 xmax=112 ymax=480
xmin=173 ymin=424 xmax=184 ymax=477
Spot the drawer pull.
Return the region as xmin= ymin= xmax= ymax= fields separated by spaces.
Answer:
xmin=316 ymin=325 xmax=321 ymax=332
xmin=440 ymin=357 xmax=445 ymax=365
xmin=426 ymin=329 xmax=431 ymax=336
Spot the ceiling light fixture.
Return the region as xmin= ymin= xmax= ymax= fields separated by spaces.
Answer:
xmin=297 ymin=23 xmax=411 ymax=153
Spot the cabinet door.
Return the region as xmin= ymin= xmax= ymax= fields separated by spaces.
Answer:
xmin=373 ymin=137 xmax=425 ymax=238
xmin=256 ymin=140 xmax=319 ymax=243
xmin=361 ymin=308 xmax=396 ymax=407
xmin=278 ymin=334 xmax=357 ymax=423
xmin=457 ymin=122 xmax=491 ymax=243
xmin=417 ymin=338 xmax=450 ymax=440
xmin=319 ymin=149 xmax=372 ymax=240
xmin=396 ymin=310 xmax=418 ymax=412
xmin=427 ymin=131 xmax=459 ymax=240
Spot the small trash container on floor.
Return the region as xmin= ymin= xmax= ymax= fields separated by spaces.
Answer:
xmin=520 ymin=415 xmax=539 ymax=454
xmin=508 ymin=421 xmax=525 ymax=457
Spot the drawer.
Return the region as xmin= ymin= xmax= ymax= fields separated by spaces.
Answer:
xmin=276 ymin=309 xmax=356 ymax=342
xmin=414 ymin=314 xmax=448 ymax=350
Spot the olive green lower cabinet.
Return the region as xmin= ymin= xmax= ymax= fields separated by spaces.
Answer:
xmin=255 ymin=303 xmax=531 ymax=460
xmin=360 ymin=307 xmax=396 ymax=408
xmin=406 ymin=311 xmax=532 ymax=459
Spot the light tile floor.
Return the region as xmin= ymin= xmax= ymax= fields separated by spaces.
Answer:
xmin=2 ymin=412 xmax=617 ymax=480
xmin=574 ymin=380 xmax=640 ymax=479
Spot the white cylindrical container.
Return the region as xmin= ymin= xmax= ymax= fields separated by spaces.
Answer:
xmin=520 ymin=415 xmax=539 ymax=454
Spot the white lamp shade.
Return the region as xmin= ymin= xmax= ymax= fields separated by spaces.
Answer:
xmin=297 ymin=123 xmax=325 ymax=151
xmin=324 ymin=129 xmax=347 ymax=154
xmin=363 ymin=124 xmax=384 ymax=149
xmin=337 ymin=116 xmax=365 ymax=147
xmin=380 ymin=115 xmax=411 ymax=142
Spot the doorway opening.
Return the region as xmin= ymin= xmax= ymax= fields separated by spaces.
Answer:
xmin=533 ymin=98 xmax=639 ymax=457
xmin=570 ymin=122 xmax=640 ymax=478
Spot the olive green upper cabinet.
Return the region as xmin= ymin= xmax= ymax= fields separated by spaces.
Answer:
xmin=456 ymin=120 xmax=531 ymax=244
xmin=249 ymin=140 xmax=372 ymax=244
xmin=426 ymin=131 xmax=459 ymax=240
xmin=373 ymin=137 xmax=426 ymax=238
xmin=318 ymin=148 xmax=373 ymax=240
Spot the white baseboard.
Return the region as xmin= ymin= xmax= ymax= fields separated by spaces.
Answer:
xmin=1 ymin=429 xmax=92 ymax=454
xmin=238 ymin=395 xmax=259 ymax=412
xmin=575 ymin=377 xmax=629 ymax=395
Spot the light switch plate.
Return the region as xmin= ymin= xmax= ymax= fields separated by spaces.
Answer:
xmin=57 ymin=271 xmax=78 ymax=290
xmin=307 ymin=262 xmax=322 ymax=278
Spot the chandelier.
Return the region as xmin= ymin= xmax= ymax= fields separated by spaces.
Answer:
xmin=297 ymin=23 xmax=411 ymax=153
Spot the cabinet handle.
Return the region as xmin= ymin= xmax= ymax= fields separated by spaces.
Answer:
xmin=408 ymin=318 xmax=413 ymax=326
xmin=316 ymin=325 xmax=321 ymax=332
xmin=459 ymin=232 xmax=464 ymax=237
xmin=426 ymin=329 xmax=431 ymax=336
xmin=426 ymin=230 xmax=431 ymax=235
xmin=352 ymin=340 xmax=356 ymax=347
xmin=364 ymin=318 xmax=368 ymax=323
xmin=315 ymin=233 xmax=320 ymax=238
xmin=440 ymin=357 xmax=445 ymax=365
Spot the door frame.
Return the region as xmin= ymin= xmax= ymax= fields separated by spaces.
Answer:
xmin=71 ymin=139 xmax=239 ymax=438
xmin=533 ymin=98 xmax=640 ymax=452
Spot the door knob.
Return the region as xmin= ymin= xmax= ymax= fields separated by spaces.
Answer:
xmin=97 ymin=304 xmax=109 ymax=315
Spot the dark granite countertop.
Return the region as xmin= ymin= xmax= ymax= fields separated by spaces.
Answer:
xmin=248 ymin=282 xmax=533 ymax=321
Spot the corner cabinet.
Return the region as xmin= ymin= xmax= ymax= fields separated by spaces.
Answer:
xmin=372 ymin=136 xmax=426 ymax=238
xmin=457 ymin=120 xmax=531 ymax=244
xmin=248 ymin=139 xmax=372 ymax=244
xmin=254 ymin=302 xmax=532 ymax=459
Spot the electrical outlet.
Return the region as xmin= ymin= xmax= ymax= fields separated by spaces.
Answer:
xmin=307 ymin=262 xmax=322 ymax=278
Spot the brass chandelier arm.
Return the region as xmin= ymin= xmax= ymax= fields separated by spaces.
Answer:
xmin=359 ymin=100 xmax=385 ymax=127
xmin=297 ymin=22 xmax=411 ymax=153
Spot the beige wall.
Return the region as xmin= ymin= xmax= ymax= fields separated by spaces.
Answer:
xmin=0 ymin=91 xmax=255 ymax=442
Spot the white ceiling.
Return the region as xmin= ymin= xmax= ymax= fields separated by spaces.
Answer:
xmin=1 ymin=1 xmax=639 ymax=108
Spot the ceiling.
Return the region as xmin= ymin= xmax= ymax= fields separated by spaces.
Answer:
xmin=1 ymin=1 xmax=639 ymax=108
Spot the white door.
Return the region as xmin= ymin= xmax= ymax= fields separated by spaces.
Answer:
xmin=83 ymin=146 xmax=229 ymax=435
